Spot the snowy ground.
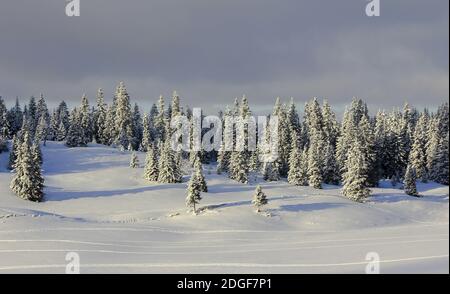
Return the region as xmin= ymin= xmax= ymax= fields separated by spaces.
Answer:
xmin=0 ymin=142 xmax=448 ymax=273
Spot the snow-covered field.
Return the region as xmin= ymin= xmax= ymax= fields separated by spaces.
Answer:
xmin=0 ymin=142 xmax=448 ymax=273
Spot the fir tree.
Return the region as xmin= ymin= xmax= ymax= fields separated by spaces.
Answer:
xmin=104 ymin=104 xmax=116 ymax=145
xmin=358 ymin=116 xmax=377 ymax=187
xmin=193 ymin=155 xmax=208 ymax=192
xmin=140 ymin=113 xmax=151 ymax=152
xmin=48 ymin=110 xmax=59 ymax=141
xmin=336 ymin=98 xmax=369 ymax=176
xmin=0 ymin=135 xmax=7 ymax=153
xmin=94 ymin=88 xmax=108 ymax=144
xmin=307 ymin=143 xmax=323 ymax=189
xmin=404 ymin=163 xmax=419 ymax=197
xmin=433 ymin=133 xmax=449 ymax=185
xmin=130 ymin=152 xmax=139 ymax=168
xmin=322 ymin=100 xmax=339 ymax=148
xmin=144 ymin=144 xmax=159 ymax=182
xmin=252 ymin=185 xmax=268 ymax=212
xmin=27 ymin=96 xmax=37 ymax=135
xmin=10 ymin=130 xmax=44 ymax=202
xmin=216 ymin=107 xmax=233 ymax=174
xmin=216 ymin=141 xmax=230 ymax=174
xmin=35 ymin=115 xmax=49 ymax=145
xmin=229 ymin=150 xmax=249 ymax=183
xmin=131 ymin=103 xmax=142 ymax=150
xmin=8 ymin=135 xmax=19 ymax=170
xmin=249 ymin=149 xmax=259 ymax=173
xmin=272 ymin=97 xmax=290 ymax=176
xmin=6 ymin=97 xmax=23 ymax=137
xmin=342 ymin=137 xmax=371 ymax=202
xmin=298 ymin=149 xmax=310 ymax=185
xmin=322 ymin=142 xmax=340 ymax=185
xmin=36 ymin=94 xmax=50 ymax=126
xmin=186 ymin=170 xmax=202 ymax=214
xmin=80 ymin=94 xmax=93 ymax=145
xmin=154 ymin=95 xmax=166 ymax=142
xmin=157 ymin=136 xmax=182 ymax=183
xmin=287 ymin=133 xmax=304 ymax=185
xmin=32 ymin=140 xmax=43 ymax=165
xmin=66 ymin=108 xmax=85 ymax=147
xmin=262 ymin=159 xmax=280 ymax=182
xmin=56 ymin=121 xmax=67 ymax=141
xmin=113 ymin=82 xmax=134 ymax=149
xmin=410 ymin=113 xmax=429 ymax=182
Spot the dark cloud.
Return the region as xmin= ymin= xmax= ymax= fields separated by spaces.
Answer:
xmin=0 ymin=0 xmax=448 ymax=114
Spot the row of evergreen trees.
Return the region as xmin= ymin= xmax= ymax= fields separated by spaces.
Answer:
xmin=1 ymin=83 xmax=448 ymax=203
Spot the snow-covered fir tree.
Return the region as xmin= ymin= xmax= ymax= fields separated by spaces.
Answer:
xmin=36 ymin=94 xmax=50 ymax=133
xmin=32 ymin=140 xmax=43 ymax=165
xmin=56 ymin=121 xmax=67 ymax=141
xmin=8 ymin=135 xmax=19 ymax=170
xmin=0 ymin=97 xmax=10 ymax=144
xmin=404 ymin=162 xmax=419 ymax=197
xmin=154 ymin=95 xmax=166 ymax=143
xmin=322 ymin=100 xmax=339 ymax=148
xmin=409 ymin=112 xmax=429 ymax=182
xmin=79 ymin=94 xmax=93 ymax=145
xmin=6 ymin=97 xmax=23 ymax=137
xmin=193 ymin=155 xmax=207 ymax=192
xmin=216 ymin=106 xmax=233 ymax=174
xmin=307 ymin=143 xmax=323 ymax=189
xmin=229 ymin=149 xmax=249 ymax=184
xmin=272 ymin=97 xmax=290 ymax=176
xmin=252 ymin=185 xmax=268 ymax=212
xmin=305 ymin=98 xmax=326 ymax=189
xmin=216 ymin=141 xmax=229 ymax=174
xmin=186 ymin=168 xmax=202 ymax=215
xmin=66 ymin=108 xmax=86 ymax=147
xmin=35 ymin=115 xmax=49 ymax=145
xmin=262 ymin=160 xmax=280 ymax=182
xmin=26 ymin=96 xmax=37 ymax=135
xmin=93 ymin=88 xmax=108 ymax=145
xmin=336 ymin=98 xmax=368 ymax=177
xmin=228 ymin=96 xmax=252 ymax=184
xmin=433 ymin=132 xmax=449 ymax=185
xmin=10 ymin=129 xmax=44 ymax=202
xmin=113 ymin=82 xmax=134 ymax=149
xmin=52 ymin=101 xmax=69 ymax=141
xmin=373 ymin=110 xmax=389 ymax=181
xmin=342 ymin=135 xmax=371 ymax=202
xmin=0 ymin=135 xmax=7 ymax=153
xmin=426 ymin=103 xmax=449 ymax=183
xmin=131 ymin=103 xmax=143 ymax=150
xmin=249 ymin=148 xmax=260 ymax=172
xmin=140 ymin=113 xmax=152 ymax=152
xmin=144 ymin=143 xmax=159 ymax=182
xmin=299 ymin=149 xmax=310 ymax=185
xmin=48 ymin=110 xmax=59 ymax=141
xmin=287 ymin=133 xmax=304 ymax=185
xmin=358 ymin=116 xmax=377 ymax=187
xmin=130 ymin=152 xmax=139 ymax=168
xmin=322 ymin=142 xmax=340 ymax=185
xmin=287 ymin=97 xmax=301 ymax=145
xmin=157 ymin=135 xmax=182 ymax=183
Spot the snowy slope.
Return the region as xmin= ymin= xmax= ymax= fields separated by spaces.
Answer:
xmin=0 ymin=142 xmax=448 ymax=273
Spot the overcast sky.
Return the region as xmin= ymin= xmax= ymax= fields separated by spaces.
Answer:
xmin=0 ymin=0 xmax=448 ymax=114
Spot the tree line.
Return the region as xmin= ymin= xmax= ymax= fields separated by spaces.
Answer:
xmin=0 ymin=82 xmax=448 ymax=204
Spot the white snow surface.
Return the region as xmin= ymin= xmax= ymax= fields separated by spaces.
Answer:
xmin=0 ymin=142 xmax=448 ymax=273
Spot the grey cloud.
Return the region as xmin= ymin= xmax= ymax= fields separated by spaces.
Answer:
xmin=0 ymin=0 xmax=448 ymax=114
